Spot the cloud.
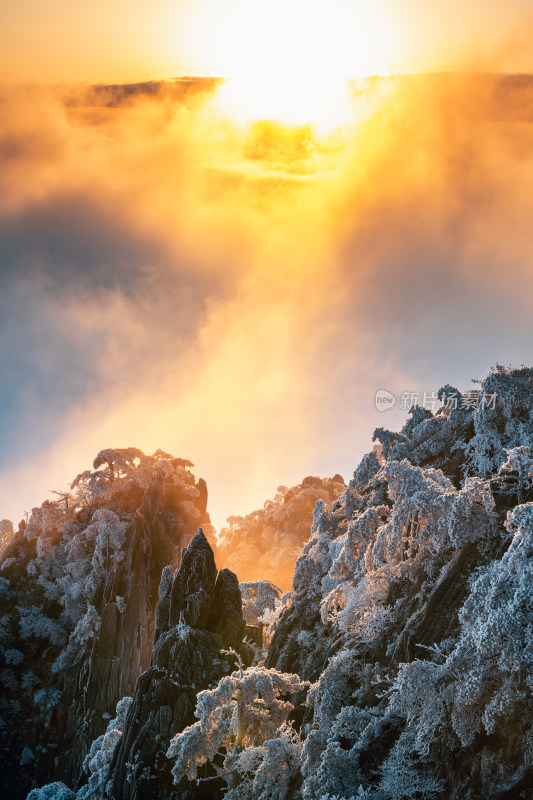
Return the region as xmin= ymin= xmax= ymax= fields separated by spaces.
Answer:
xmin=1 ymin=75 xmax=533 ymax=529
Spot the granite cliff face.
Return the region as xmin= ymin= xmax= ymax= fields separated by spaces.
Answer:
xmin=0 ymin=450 xmax=213 ymax=799
xmin=108 ymin=530 xmax=249 ymax=800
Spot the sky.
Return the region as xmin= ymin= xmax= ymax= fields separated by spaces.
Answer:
xmin=1 ymin=2 xmax=533 ymax=529
xmin=1 ymin=0 xmax=533 ymax=83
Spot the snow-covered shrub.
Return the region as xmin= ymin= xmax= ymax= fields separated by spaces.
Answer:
xmin=230 ymin=725 xmax=303 ymax=800
xmin=52 ymin=605 xmax=101 ymax=672
xmin=21 ymin=671 xmax=40 ymax=690
xmin=27 ymin=783 xmax=75 ymax=800
xmin=446 ymin=501 xmax=533 ymax=745
xmin=464 ymin=365 xmax=533 ymax=479
xmin=240 ymin=581 xmax=283 ymax=627
xmin=17 ymin=606 xmax=66 ymax=646
xmin=4 ymin=648 xmax=24 ymax=665
xmin=76 ymin=696 xmax=132 ymax=800
xmin=240 ymin=580 xmax=284 ymax=649
xmin=167 ymin=666 xmax=308 ymax=797
xmin=34 ymin=688 xmax=61 ymax=711
xmin=377 ymin=733 xmax=444 ymax=800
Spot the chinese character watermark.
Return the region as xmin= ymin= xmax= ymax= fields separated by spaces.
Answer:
xmin=376 ymin=388 xmax=498 ymax=413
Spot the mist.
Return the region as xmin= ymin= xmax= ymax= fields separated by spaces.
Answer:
xmin=1 ymin=74 xmax=533 ymax=529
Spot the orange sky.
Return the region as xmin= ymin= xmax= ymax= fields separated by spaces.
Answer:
xmin=1 ymin=0 xmax=533 ymax=84
xmin=2 ymin=2 xmax=533 ymax=531
xmin=2 ymin=70 xmax=533 ymax=530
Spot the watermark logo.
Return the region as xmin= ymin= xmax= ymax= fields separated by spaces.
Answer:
xmin=375 ymin=389 xmax=499 ymax=412
xmin=375 ymin=389 xmax=397 ymax=412
xmin=399 ymin=390 xmax=498 ymax=412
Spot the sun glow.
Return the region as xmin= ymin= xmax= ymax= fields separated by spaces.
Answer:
xmin=185 ymin=0 xmax=398 ymax=80
xmin=184 ymin=0 xmax=399 ymax=128
xmin=213 ymin=77 xmax=355 ymax=133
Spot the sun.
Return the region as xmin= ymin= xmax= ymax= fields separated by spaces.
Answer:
xmin=183 ymin=0 xmax=399 ymax=129
xmin=212 ymin=76 xmax=354 ymax=133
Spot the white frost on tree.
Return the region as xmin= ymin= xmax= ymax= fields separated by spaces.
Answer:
xmin=167 ymin=666 xmax=308 ymax=799
xmin=27 ymin=782 xmax=75 ymax=800
xmin=76 ymin=696 xmax=133 ymax=800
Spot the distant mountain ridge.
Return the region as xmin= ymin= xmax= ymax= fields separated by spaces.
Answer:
xmin=3 ymin=72 xmax=533 ymax=121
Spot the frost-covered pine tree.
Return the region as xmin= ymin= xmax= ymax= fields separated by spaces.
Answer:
xmin=167 ymin=662 xmax=308 ymax=800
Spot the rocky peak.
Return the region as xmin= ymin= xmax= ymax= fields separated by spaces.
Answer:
xmin=0 ymin=450 xmax=214 ymax=800
xmin=108 ymin=531 xmax=249 ymax=800
xmin=168 ymin=529 xmax=218 ymax=629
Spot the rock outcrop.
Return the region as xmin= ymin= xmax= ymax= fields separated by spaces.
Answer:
xmin=0 ymin=450 xmax=213 ymax=800
xmin=108 ymin=530 xmax=248 ymax=800
xmin=265 ymin=366 xmax=533 ymax=800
